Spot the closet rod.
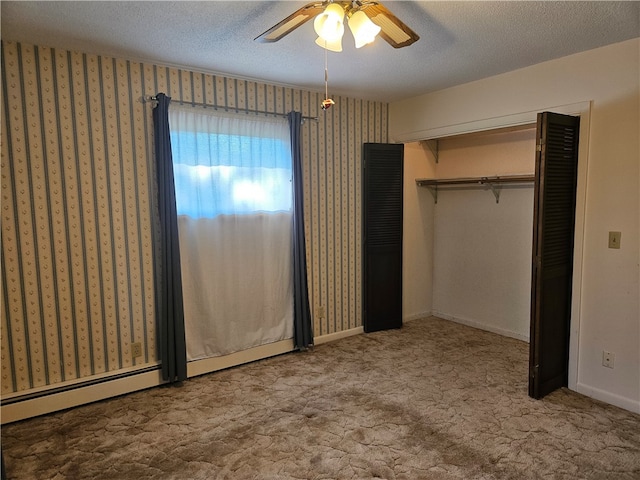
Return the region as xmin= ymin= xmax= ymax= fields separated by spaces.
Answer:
xmin=416 ymin=174 xmax=534 ymax=187
xmin=143 ymin=95 xmax=318 ymax=122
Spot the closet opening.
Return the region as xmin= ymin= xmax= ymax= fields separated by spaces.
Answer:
xmin=411 ymin=112 xmax=582 ymax=400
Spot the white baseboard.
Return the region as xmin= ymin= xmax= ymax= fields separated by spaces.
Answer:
xmin=313 ymin=314 xmax=432 ymax=345
xmin=314 ymin=326 xmax=364 ymax=345
xmin=576 ymin=383 xmax=640 ymax=414
xmin=187 ymin=339 xmax=294 ymax=377
xmin=434 ymin=313 xmax=639 ymax=415
xmin=404 ymin=311 xmax=433 ymax=322
xmin=433 ymin=311 xmax=530 ymax=343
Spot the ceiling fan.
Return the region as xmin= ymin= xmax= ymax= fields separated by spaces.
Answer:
xmin=254 ymin=1 xmax=420 ymax=51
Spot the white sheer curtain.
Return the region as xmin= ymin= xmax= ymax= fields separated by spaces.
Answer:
xmin=169 ymin=105 xmax=293 ymax=361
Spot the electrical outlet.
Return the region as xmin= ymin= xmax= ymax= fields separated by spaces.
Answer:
xmin=318 ymin=306 xmax=325 ymax=319
xmin=602 ymin=350 xmax=614 ymax=369
xmin=131 ymin=342 xmax=142 ymax=359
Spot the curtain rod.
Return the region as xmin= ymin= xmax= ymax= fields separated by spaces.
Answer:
xmin=143 ymin=95 xmax=318 ymax=122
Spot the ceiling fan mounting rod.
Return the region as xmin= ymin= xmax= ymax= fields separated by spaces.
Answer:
xmin=326 ymin=0 xmax=380 ymax=17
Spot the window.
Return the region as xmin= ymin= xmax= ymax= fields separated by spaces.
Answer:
xmin=171 ymin=131 xmax=292 ymax=217
xmin=168 ymin=105 xmax=294 ymax=361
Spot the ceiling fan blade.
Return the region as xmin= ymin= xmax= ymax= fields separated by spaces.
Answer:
xmin=360 ymin=2 xmax=419 ymax=48
xmin=254 ymin=1 xmax=328 ymax=43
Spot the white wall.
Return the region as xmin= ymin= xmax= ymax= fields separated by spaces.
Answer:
xmin=403 ymin=142 xmax=435 ymax=320
xmin=430 ymin=129 xmax=536 ymax=340
xmin=390 ymin=38 xmax=640 ymax=413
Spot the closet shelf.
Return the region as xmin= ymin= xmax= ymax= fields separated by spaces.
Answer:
xmin=415 ymin=174 xmax=535 ymax=204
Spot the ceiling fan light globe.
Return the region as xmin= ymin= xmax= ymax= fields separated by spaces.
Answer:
xmin=315 ymin=36 xmax=343 ymax=52
xmin=314 ymin=3 xmax=345 ymax=42
xmin=349 ymin=10 xmax=381 ymax=48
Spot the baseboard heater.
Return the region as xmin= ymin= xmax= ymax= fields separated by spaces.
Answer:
xmin=2 ymin=339 xmax=295 ymax=424
xmin=1 ymin=365 xmax=161 ymax=407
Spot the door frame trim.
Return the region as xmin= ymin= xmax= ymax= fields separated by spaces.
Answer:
xmin=396 ymin=101 xmax=591 ymax=392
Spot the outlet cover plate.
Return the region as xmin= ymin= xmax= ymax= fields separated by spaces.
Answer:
xmin=131 ymin=342 xmax=142 ymax=358
xmin=602 ymin=350 xmax=615 ymax=368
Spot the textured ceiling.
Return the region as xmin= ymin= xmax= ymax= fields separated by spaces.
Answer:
xmin=1 ymin=1 xmax=639 ymax=102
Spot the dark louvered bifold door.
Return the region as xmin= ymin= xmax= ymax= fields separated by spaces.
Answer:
xmin=529 ymin=112 xmax=580 ymax=399
xmin=362 ymin=143 xmax=404 ymax=333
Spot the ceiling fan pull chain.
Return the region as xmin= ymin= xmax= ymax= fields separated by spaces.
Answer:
xmin=322 ymin=44 xmax=335 ymax=110
xmin=325 ymin=46 xmax=329 ymax=98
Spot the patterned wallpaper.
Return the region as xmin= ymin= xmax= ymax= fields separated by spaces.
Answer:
xmin=1 ymin=41 xmax=388 ymax=396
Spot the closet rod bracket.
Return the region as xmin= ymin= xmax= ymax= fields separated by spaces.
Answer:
xmin=426 ymin=185 xmax=438 ymax=204
xmin=486 ymin=181 xmax=502 ymax=203
xmin=422 ymin=139 xmax=439 ymax=164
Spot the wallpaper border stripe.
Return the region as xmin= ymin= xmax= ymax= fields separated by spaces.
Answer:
xmin=1 ymin=44 xmax=19 ymax=391
xmin=33 ymin=45 xmax=55 ymax=385
xmin=64 ymin=48 xmax=83 ymax=380
xmin=15 ymin=43 xmax=37 ymax=389
xmin=50 ymin=48 xmax=70 ymax=382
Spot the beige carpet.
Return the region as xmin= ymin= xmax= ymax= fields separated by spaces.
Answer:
xmin=2 ymin=316 xmax=639 ymax=479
